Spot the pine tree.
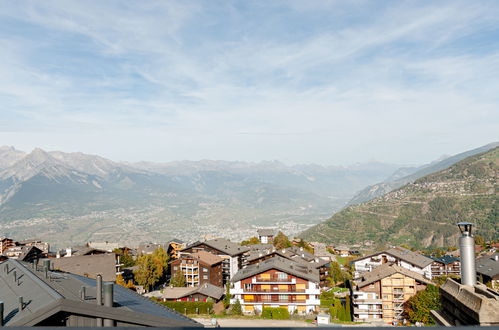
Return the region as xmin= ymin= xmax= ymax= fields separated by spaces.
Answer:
xmin=232 ymin=299 xmax=242 ymax=315
xmin=170 ymin=270 xmax=186 ymax=287
xmin=223 ymin=284 xmax=231 ymax=309
xmin=273 ymin=231 xmax=292 ymax=249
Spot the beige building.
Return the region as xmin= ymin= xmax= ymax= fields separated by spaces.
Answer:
xmin=352 ymin=264 xmax=431 ymax=324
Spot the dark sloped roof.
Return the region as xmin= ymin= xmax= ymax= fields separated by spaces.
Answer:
xmin=183 ymin=238 xmax=249 ymax=256
xmin=0 ymin=259 xmax=200 ymax=327
xmin=476 ymin=253 xmax=499 ymax=278
xmin=428 ymin=255 xmax=460 ymax=265
xmin=356 ymin=264 xmax=432 ymax=288
xmin=232 ymin=256 xmax=319 ymax=283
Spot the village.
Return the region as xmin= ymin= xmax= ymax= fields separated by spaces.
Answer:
xmin=1 ymin=223 xmax=498 ymax=327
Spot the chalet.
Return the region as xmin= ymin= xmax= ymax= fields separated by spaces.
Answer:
xmin=352 ymin=247 xmax=433 ymax=279
xmin=245 ymin=246 xmax=330 ymax=287
xmin=18 ymin=238 xmax=50 ymax=256
xmin=476 ymin=253 xmax=499 ymax=290
xmin=0 ymin=237 xmax=16 ymax=254
xmin=166 ymin=239 xmax=185 ymax=260
xmin=428 ymin=255 xmax=461 ymax=278
xmin=0 ymin=259 xmax=200 ymax=327
xmin=230 ymin=256 xmax=320 ymax=315
xmin=181 ymin=238 xmax=249 ymax=285
xmin=257 ymin=229 xmax=275 ymax=244
xmin=351 ymin=264 xmax=431 ymax=324
xmin=2 ymin=246 xmax=43 ymax=262
xmin=170 ymin=250 xmax=223 ymax=287
xmin=146 ymin=283 xmax=224 ymax=302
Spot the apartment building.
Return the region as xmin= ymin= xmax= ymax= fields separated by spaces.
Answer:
xmin=181 ymin=238 xmax=249 ymax=285
xmin=230 ymin=256 xmax=320 ymax=315
xmin=0 ymin=237 xmax=17 ymax=254
xmin=352 ymin=246 xmax=433 ymax=279
xmin=170 ymin=250 xmax=223 ymax=287
xmin=166 ymin=239 xmax=185 ymax=260
xmin=351 ymin=264 xmax=430 ymax=324
xmin=428 ymin=255 xmax=461 ymax=278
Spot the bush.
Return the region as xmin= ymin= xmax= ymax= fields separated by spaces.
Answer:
xmin=261 ymin=307 xmax=290 ymax=319
xmin=159 ymin=301 xmax=213 ymax=314
xmin=232 ymin=299 xmax=242 ymax=315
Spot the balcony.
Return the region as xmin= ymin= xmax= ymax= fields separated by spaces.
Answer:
xmin=245 ymin=298 xmax=307 ymax=304
xmin=254 ymin=275 xmax=292 ymax=283
xmin=353 ymin=308 xmax=383 ymax=314
xmin=244 ymin=288 xmax=306 ymax=293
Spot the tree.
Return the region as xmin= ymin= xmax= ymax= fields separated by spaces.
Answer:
xmin=170 ymin=270 xmax=186 ymax=287
xmin=232 ymin=299 xmax=242 ymax=315
xmin=404 ymin=284 xmax=441 ymax=325
xmin=297 ymin=239 xmax=314 ymax=254
xmin=329 ymin=261 xmax=344 ymax=286
xmin=344 ymin=295 xmax=351 ymax=321
xmin=133 ymin=247 xmax=169 ymax=291
xmin=241 ymin=236 xmax=260 ymax=246
xmin=223 ymin=284 xmax=231 ymax=309
xmin=273 ymin=231 xmax=292 ymax=249
xmin=113 ymin=248 xmax=136 ymax=267
xmin=475 ymin=235 xmax=485 ymax=247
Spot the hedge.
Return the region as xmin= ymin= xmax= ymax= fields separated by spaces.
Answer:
xmin=159 ymin=301 xmax=213 ymax=314
xmin=262 ymin=307 xmax=290 ymax=320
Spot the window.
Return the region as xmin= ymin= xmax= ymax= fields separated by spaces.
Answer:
xmin=279 ymin=294 xmax=288 ymax=301
xmin=203 ymin=267 xmax=208 ymax=272
xmin=277 ymin=272 xmax=288 ymax=280
xmin=244 ymin=284 xmax=253 ymax=291
xmin=203 ymin=275 xmax=208 ymax=280
xmin=173 ymin=266 xmax=178 ymax=270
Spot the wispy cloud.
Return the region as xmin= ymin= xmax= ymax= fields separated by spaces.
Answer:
xmin=0 ymin=1 xmax=498 ymax=164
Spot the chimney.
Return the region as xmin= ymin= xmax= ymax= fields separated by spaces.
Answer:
xmin=103 ymin=283 xmax=114 ymax=327
xmin=0 ymin=301 xmax=4 ymax=326
xmin=18 ymin=297 xmax=23 ymax=311
xmin=80 ymin=286 xmax=86 ymax=300
xmin=66 ymin=248 xmax=72 ymax=257
xmin=457 ymin=222 xmax=476 ymax=286
xmin=96 ymin=275 xmax=103 ymax=327
xmin=495 ymin=255 xmax=498 ymax=262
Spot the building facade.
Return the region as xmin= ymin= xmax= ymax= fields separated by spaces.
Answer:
xmin=351 ymin=264 xmax=430 ymax=324
xmin=170 ymin=250 xmax=223 ymax=287
xmin=230 ymin=257 xmax=320 ymax=315
xmin=428 ymin=255 xmax=461 ymax=278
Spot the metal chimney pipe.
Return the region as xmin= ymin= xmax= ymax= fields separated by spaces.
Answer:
xmin=0 ymin=301 xmax=4 ymax=326
xmin=13 ymin=271 xmax=16 ymax=282
xmin=18 ymin=297 xmax=23 ymax=311
xmin=103 ymin=283 xmax=114 ymax=327
xmin=43 ymin=259 xmax=50 ymax=270
xmin=96 ymin=275 xmax=103 ymax=327
xmin=457 ymin=222 xmax=477 ymax=286
xmin=80 ymin=287 xmax=86 ymax=300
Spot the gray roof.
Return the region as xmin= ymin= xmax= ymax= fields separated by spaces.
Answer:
xmin=0 ymin=259 xmax=200 ymax=327
xmin=356 ymin=264 xmax=432 ymax=288
xmin=51 ymin=253 xmax=118 ymax=282
xmin=353 ymin=246 xmax=433 ymax=269
xmin=246 ymin=246 xmax=328 ymax=269
xmin=257 ymin=229 xmax=275 ymax=236
xmin=428 ymin=255 xmax=460 ymax=265
xmin=184 ymin=238 xmax=249 ymax=256
xmin=476 ymin=253 xmax=499 ymax=279
xmin=147 ymin=283 xmax=224 ymax=301
xmin=232 ymin=256 xmax=319 ymax=283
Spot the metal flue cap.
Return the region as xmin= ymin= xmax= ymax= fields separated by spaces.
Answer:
xmin=457 ymin=222 xmax=474 ymax=236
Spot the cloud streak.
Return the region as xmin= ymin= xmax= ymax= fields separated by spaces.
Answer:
xmin=0 ymin=0 xmax=498 ymax=164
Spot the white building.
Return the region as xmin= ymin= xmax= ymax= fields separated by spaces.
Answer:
xmin=352 ymin=247 xmax=433 ymax=279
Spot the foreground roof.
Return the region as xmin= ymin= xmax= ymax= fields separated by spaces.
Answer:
xmin=0 ymin=259 xmax=200 ymax=327
xmin=232 ymin=256 xmax=319 ymax=283
xmin=356 ymin=264 xmax=432 ymax=288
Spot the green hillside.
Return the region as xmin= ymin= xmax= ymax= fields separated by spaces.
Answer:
xmin=300 ymin=147 xmax=499 ymax=248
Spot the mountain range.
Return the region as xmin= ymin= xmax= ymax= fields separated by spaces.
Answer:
xmin=300 ymin=146 xmax=499 ymax=248
xmin=0 ymin=146 xmax=401 ymax=247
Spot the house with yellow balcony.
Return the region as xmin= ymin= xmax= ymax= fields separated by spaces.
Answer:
xmin=230 ymin=256 xmax=320 ymax=314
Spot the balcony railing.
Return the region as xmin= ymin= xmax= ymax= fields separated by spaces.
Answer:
xmin=255 ymin=276 xmax=291 ymax=282
xmin=245 ymin=298 xmax=307 ymax=303
xmin=244 ymin=288 xmax=306 ymax=293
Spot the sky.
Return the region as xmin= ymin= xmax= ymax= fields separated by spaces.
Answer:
xmin=0 ymin=1 xmax=498 ymax=166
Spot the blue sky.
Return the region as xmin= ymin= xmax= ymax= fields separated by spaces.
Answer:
xmin=0 ymin=1 xmax=498 ymax=165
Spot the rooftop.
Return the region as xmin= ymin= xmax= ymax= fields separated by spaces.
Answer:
xmin=0 ymin=259 xmax=200 ymax=327
xmin=184 ymin=238 xmax=249 ymax=256
xmin=476 ymin=253 xmax=499 ymax=278
xmin=232 ymin=256 xmax=319 ymax=283
xmin=356 ymin=264 xmax=432 ymax=288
